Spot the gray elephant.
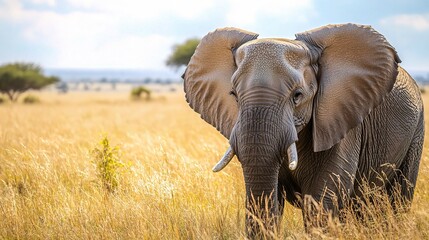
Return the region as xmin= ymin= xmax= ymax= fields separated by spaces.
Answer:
xmin=182 ymin=23 xmax=424 ymax=236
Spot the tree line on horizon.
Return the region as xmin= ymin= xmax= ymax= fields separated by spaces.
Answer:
xmin=1 ymin=38 xmax=427 ymax=102
xmin=0 ymin=38 xmax=200 ymax=102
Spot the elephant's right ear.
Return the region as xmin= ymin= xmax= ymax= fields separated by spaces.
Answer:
xmin=183 ymin=28 xmax=258 ymax=139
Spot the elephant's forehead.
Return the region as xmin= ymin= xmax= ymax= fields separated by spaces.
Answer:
xmin=233 ymin=39 xmax=306 ymax=90
xmin=237 ymin=39 xmax=306 ymax=70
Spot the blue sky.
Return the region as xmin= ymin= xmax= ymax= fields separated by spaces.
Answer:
xmin=0 ymin=0 xmax=428 ymax=74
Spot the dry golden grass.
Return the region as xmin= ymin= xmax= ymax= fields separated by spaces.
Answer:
xmin=0 ymin=89 xmax=428 ymax=239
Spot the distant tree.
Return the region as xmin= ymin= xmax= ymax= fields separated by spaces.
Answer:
xmin=166 ymin=38 xmax=200 ymax=69
xmin=0 ymin=63 xmax=59 ymax=102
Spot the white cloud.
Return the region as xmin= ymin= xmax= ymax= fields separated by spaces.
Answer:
xmin=380 ymin=14 xmax=429 ymax=31
xmin=0 ymin=0 xmax=179 ymax=69
xmin=65 ymin=0 xmax=214 ymax=20
xmin=224 ymin=0 xmax=314 ymax=27
xmin=0 ymin=0 xmax=23 ymax=20
xmin=0 ymin=0 xmax=315 ymax=69
xmin=29 ymin=0 xmax=56 ymax=6
xmin=54 ymin=35 xmax=174 ymax=69
xmin=22 ymin=10 xmax=174 ymax=69
xmin=92 ymin=35 xmax=174 ymax=69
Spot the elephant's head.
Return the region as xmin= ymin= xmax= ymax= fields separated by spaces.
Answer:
xmin=182 ymin=24 xmax=400 ymax=234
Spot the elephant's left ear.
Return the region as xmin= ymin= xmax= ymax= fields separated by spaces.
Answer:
xmin=296 ymin=23 xmax=401 ymax=152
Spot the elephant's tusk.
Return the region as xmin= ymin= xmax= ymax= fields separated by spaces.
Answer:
xmin=287 ymin=142 xmax=298 ymax=170
xmin=212 ymin=147 xmax=235 ymax=172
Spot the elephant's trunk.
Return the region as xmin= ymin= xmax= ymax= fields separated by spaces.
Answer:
xmin=243 ymin=166 xmax=280 ymax=237
xmin=231 ymin=104 xmax=298 ymax=237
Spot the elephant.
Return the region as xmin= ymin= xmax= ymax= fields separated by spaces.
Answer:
xmin=182 ymin=23 xmax=425 ymax=237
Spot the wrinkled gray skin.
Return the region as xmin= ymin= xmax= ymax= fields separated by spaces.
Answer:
xmin=183 ymin=24 xmax=424 ymax=237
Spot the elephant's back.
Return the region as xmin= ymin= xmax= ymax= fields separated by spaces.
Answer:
xmin=390 ymin=67 xmax=424 ymax=112
xmin=356 ymin=66 xmax=424 ymax=185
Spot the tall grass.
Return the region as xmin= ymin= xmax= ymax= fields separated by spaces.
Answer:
xmin=0 ymin=90 xmax=428 ymax=239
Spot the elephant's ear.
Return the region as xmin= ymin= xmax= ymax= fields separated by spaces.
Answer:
xmin=183 ymin=28 xmax=258 ymax=139
xmin=296 ymin=23 xmax=401 ymax=152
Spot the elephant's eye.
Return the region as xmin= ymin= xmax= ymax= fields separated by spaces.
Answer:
xmin=293 ymin=90 xmax=303 ymax=105
xmin=230 ymin=90 xmax=238 ymax=102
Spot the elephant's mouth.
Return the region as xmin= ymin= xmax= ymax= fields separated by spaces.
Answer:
xmin=212 ymin=142 xmax=298 ymax=172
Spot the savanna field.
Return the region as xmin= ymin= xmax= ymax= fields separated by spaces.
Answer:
xmin=1 ymin=86 xmax=429 ymax=239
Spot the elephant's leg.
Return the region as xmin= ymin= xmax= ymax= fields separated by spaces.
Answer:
xmin=301 ymin=193 xmax=330 ymax=231
xmin=301 ymin=171 xmax=357 ymax=231
xmin=301 ymin=133 xmax=361 ymax=231
xmin=387 ymin=113 xmax=424 ymax=212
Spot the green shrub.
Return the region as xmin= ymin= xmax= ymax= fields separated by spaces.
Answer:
xmin=92 ymin=136 xmax=126 ymax=193
xmin=130 ymin=86 xmax=151 ymax=100
xmin=0 ymin=96 xmax=4 ymax=104
xmin=420 ymin=86 xmax=426 ymax=94
xmin=22 ymin=95 xmax=40 ymax=104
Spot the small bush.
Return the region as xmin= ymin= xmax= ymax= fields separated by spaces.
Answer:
xmin=0 ymin=96 xmax=4 ymax=104
xmin=130 ymin=86 xmax=151 ymax=100
xmin=420 ymin=86 xmax=426 ymax=94
xmin=22 ymin=95 xmax=40 ymax=104
xmin=92 ymin=136 xmax=126 ymax=193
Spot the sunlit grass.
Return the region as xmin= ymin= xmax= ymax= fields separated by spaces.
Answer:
xmin=0 ymin=88 xmax=428 ymax=239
